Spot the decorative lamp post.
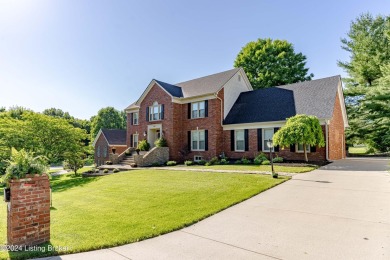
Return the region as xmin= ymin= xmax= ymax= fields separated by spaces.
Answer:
xmin=267 ymin=139 xmax=278 ymax=178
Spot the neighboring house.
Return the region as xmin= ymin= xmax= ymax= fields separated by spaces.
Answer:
xmin=98 ymin=68 xmax=348 ymax=164
xmin=93 ymin=129 xmax=127 ymax=166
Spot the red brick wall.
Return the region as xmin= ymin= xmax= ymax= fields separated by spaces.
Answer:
xmin=7 ymin=174 xmax=50 ymax=246
xmin=328 ymin=90 xmax=346 ymax=160
xmin=223 ymin=126 xmax=327 ymax=162
xmin=94 ymin=134 xmax=110 ymax=166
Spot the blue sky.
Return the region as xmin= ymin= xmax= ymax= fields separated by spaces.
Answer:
xmin=1 ymin=0 xmax=389 ymax=120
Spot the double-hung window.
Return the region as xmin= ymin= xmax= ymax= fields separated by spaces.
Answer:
xmin=191 ymin=101 xmax=205 ymax=119
xmin=296 ymin=144 xmax=311 ymax=153
xmin=149 ymin=102 xmax=162 ymax=121
xmin=133 ymin=112 xmax=139 ymax=125
xmin=263 ymin=128 xmax=274 ymax=152
xmin=133 ymin=134 xmax=139 ymax=148
xmin=191 ymin=130 xmax=205 ymax=151
xmin=97 ymin=146 xmax=100 ymax=157
xmin=235 ymin=130 xmax=245 ymax=151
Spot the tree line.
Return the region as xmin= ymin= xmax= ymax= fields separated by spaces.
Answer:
xmin=0 ymin=106 xmax=126 ymax=174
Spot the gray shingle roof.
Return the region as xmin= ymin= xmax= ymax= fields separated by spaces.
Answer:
xmin=175 ymin=68 xmax=240 ymax=98
xmin=224 ymin=76 xmax=341 ymax=124
xmin=101 ymin=129 xmax=127 ymax=145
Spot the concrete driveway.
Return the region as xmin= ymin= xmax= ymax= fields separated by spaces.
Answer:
xmin=40 ymin=158 xmax=390 ymax=260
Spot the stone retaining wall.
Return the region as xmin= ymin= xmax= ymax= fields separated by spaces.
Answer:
xmin=134 ymin=147 xmax=169 ymax=166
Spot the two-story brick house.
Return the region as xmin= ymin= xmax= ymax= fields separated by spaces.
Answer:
xmin=121 ymin=68 xmax=348 ymax=163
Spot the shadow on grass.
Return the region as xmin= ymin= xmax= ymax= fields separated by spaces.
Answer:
xmin=50 ymin=175 xmax=100 ymax=193
xmin=7 ymin=241 xmax=61 ymax=260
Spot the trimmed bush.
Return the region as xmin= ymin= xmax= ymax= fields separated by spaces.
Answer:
xmin=261 ymin=160 xmax=270 ymax=165
xmin=209 ymin=157 xmax=219 ymax=165
xmin=241 ymin=158 xmax=251 ymax=165
xmin=220 ymin=158 xmax=229 ymax=165
xmin=95 ymin=169 xmax=100 ymax=173
xmin=205 ymin=162 xmax=212 ymax=166
xmin=155 ymin=137 xmax=168 ymax=147
xmin=103 ymin=169 xmax=109 ymax=173
xmin=166 ymin=161 xmax=177 ymax=166
xmin=184 ymin=160 xmax=194 ymax=166
xmin=234 ymin=160 xmax=242 ymax=165
xmin=105 ymin=161 xmax=113 ymax=165
xmin=197 ymin=160 xmax=207 ymax=165
xmin=137 ymin=140 xmax=150 ymax=151
xmin=113 ymin=168 xmax=120 ymax=173
xmin=151 ymin=162 xmax=161 ymax=167
xmin=272 ymin=156 xmax=284 ymax=163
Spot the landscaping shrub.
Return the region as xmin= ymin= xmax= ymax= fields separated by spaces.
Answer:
xmin=95 ymin=169 xmax=100 ymax=173
xmin=241 ymin=157 xmax=252 ymax=165
xmin=209 ymin=157 xmax=220 ymax=165
xmin=84 ymin=157 xmax=94 ymax=166
xmin=166 ymin=161 xmax=177 ymax=166
xmin=105 ymin=161 xmax=113 ymax=165
xmin=184 ymin=160 xmax=194 ymax=166
xmin=154 ymin=137 xmax=168 ymax=147
xmin=137 ymin=140 xmax=150 ymax=151
xmin=234 ymin=160 xmax=242 ymax=165
xmin=125 ymin=150 xmax=132 ymax=156
xmin=261 ymin=160 xmax=270 ymax=165
xmin=103 ymin=169 xmax=109 ymax=173
xmin=254 ymin=152 xmax=268 ymax=165
xmin=113 ymin=168 xmax=120 ymax=173
xmin=220 ymin=158 xmax=229 ymax=165
xmin=272 ymin=156 xmax=284 ymax=163
xmin=197 ymin=160 xmax=207 ymax=165
xmin=205 ymin=162 xmax=212 ymax=166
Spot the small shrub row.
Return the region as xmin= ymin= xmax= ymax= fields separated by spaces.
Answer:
xmin=166 ymin=161 xmax=177 ymax=166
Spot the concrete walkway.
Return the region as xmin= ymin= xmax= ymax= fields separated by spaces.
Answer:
xmin=39 ymin=158 xmax=390 ymax=260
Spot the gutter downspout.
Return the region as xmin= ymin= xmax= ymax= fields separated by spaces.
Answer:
xmin=214 ymin=92 xmax=224 ymax=127
xmin=325 ymin=120 xmax=329 ymax=161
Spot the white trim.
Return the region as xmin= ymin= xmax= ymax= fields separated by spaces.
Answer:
xmin=191 ymin=130 xmax=206 ymax=151
xmin=147 ymin=124 xmax=162 ymax=147
xmin=133 ymin=133 xmax=139 ymax=148
xmin=234 ymin=129 xmax=245 ymax=152
xmin=149 ymin=102 xmax=162 ymax=121
xmin=190 ymin=101 xmax=206 ymax=119
xmin=125 ymin=106 xmax=140 ymax=112
xmin=262 ymin=128 xmax=275 ymax=152
xmin=172 ymin=94 xmax=216 ymax=104
xmin=337 ymin=79 xmax=349 ymax=128
xmin=92 ymin=129 xmax=109 ymax=147
xmin=132 ymin=80 xmax=173 ymax=108
xmin=132 ymin=112 xmax=139 ymax=125
xmin=296 ymin=144 xmax=311 ymax=153
xmin=194 ymin=155 xmax=203 ymax=162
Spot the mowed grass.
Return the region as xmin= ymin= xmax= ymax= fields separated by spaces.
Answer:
xmin=348 ymin=146 xmax=369 ymax=154
xmin=0 ymin=170 xmax=288 ymax=259
xmin=177 ymin=164 xmax=317 ymax=173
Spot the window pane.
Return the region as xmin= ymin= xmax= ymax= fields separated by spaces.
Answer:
xmin=192 ymin=103 xmax=198 ymax=111
xmin=153 ymin=106 xmax=159 ymax=114
xmin=236 ymin=130 xmax=244 ymax=141
xmin=199 ymin=109 xmax=205 ymax=117
xmin=199 ymin=130 xmax=205 ymax=141
xmin=192 ymin=111 xmax=198 ymax=118
xmin=199 ymin=141 xmax=205 ymax=150
xmin=236 ymin=140 xmax=245 ymax=151
xmin=199 ymin=101 xmax=205 ymax=110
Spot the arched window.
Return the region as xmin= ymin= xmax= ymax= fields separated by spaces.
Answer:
xmin=149 ymin=101 xmax=163 ymax=121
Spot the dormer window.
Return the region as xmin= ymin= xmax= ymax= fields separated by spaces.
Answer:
xmin=148 ymin=102 xmax=164 ymax=121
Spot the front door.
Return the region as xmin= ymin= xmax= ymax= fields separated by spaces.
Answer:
xmin=147 ymin=124 xmax=162 ymax=148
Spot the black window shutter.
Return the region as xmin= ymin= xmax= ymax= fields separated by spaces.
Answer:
xmin=230 ymin=130 xmax=235 ymax=151
xmin=205 ymin=100 xmax=208 ymax=117
xmin=161 ymin=104 xmax=164 ymax=120
xmin=188 ymin=131 xmax=191 ymax=151
xmin=205 ymin=130 xmax=208 ymax=151
xmin=274 ymin=128 xmax=280 ymax=152
xmin=188 ymin=103 xmax=191 ymax=119
xmin=310 ymin=145 xmax=316 ymax=153
xmin=257 ymin=128 xmax=262 ymax=151
xmin=130 ymin=135 xmax=133 ymax=147
xmin=244 ymin=129 xmax=249 ymax=151
xmin=290 ymin=144 xmax=296 ymax=152
xmin=130 ymin=113 xmax=133 ymax=125
xmin=146 ymin=107 xmax=149 ymax=122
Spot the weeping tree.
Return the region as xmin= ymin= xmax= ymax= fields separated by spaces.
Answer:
xmin=273 ymin=115 xmax=325 ymax=162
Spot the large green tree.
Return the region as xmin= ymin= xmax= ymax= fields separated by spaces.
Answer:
xmin=234 ymin=38 xmax=313 ymax=89
xmin=0 ymin=112 xmax=87 ymax=167
xmin=339 ymin=13 xmax=390 ymax=152
xmin=273 ymin=115 xmax=325 ymax=162
xmin=90 ymin=107 xmax=126 ymax=139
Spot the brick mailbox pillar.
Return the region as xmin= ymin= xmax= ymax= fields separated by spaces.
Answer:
xmin=7 ymin=174 xmax=50 ymax=246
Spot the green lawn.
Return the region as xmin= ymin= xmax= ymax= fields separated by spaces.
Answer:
xmin=348 ymin=146 xmax=369 ymax=154
xmin=176 ymin=164 xmax=317 ymax=173
xmin=0 ymin=170 xmax=288 ymax=259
